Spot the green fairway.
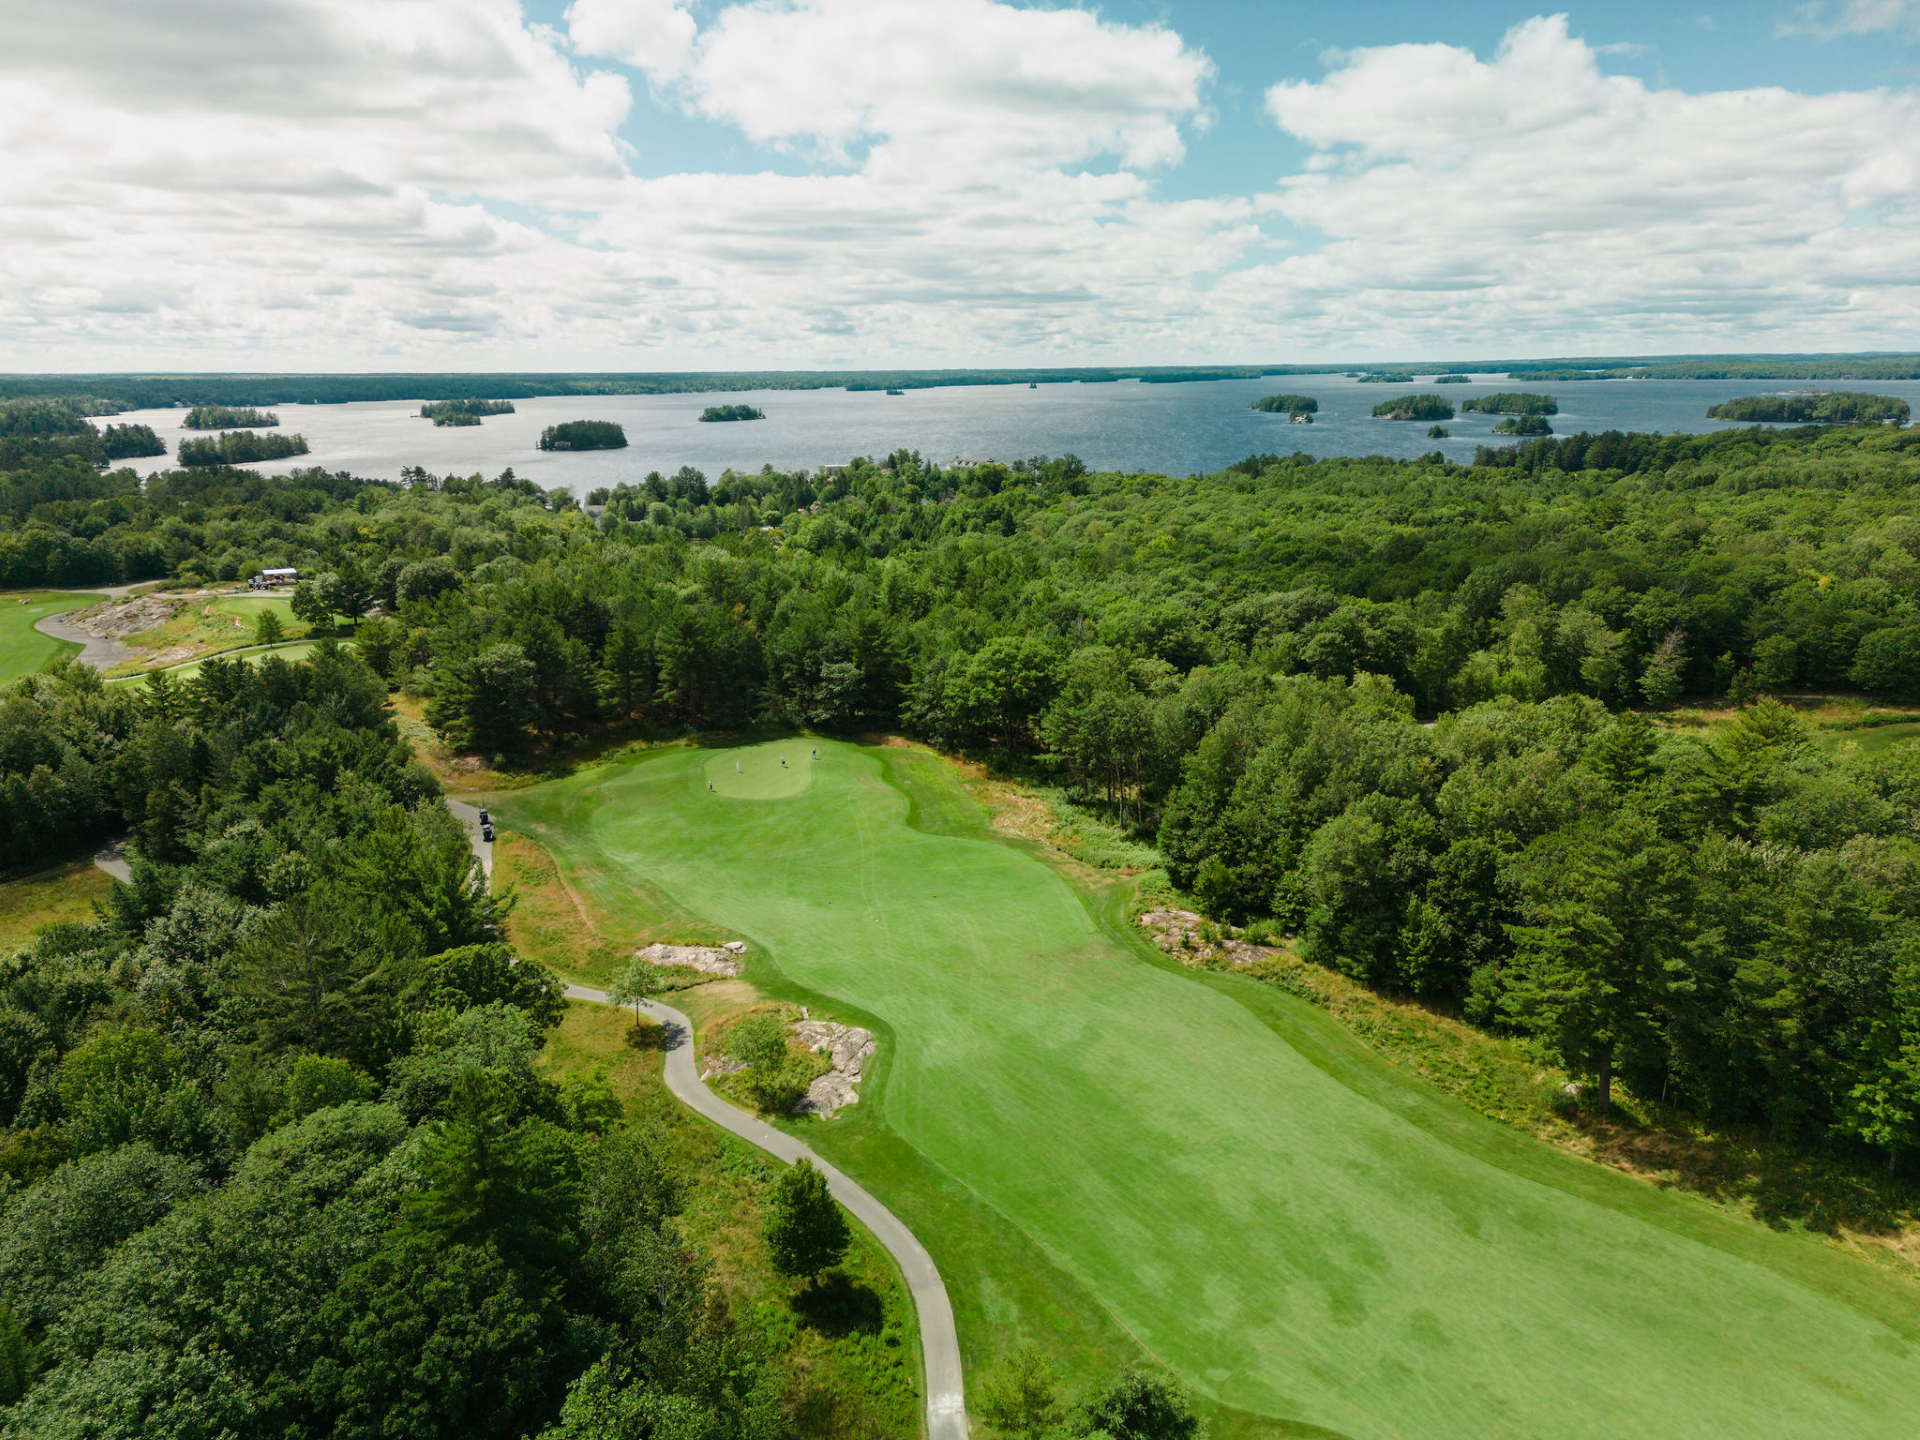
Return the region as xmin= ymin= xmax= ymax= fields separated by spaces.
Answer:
xmin=0 ymin=590 xmax=102 ymax=683
xmin=210 ymin=594 xmax=300 ymax=630
xmin=498 ymin=739 xmax=1920 ymax=1440
xmin=104 ymin=639 xmax=320 ymax=685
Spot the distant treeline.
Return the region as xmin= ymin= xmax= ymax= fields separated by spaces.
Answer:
xmin=699 ymin=404 xmax=765 ymax=422
xmin=5 ymin=355 xmax=1915 ymax=410
xmin=1373 ymin=395 xmax=1454 ymax=421
xmin=176 ymin=431 xmax=310 ymax=466
xmin=184 ymin=405 xmax=278 ymax=429
xmin=421 ymin=398 xmax=516 ymax=426
xmin=1461 ymin=393 xmax=1558 ymax=415
xmin=1708 ymin=393 xmax=1911 ymax=425
xmin=538 ymin=420 xmax=626 ymax=451
xmin=1250 ymin=394 xmax=1319 ymax=415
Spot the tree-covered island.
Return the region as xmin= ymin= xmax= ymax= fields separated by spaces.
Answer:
xmin=699 ymin=405 xmax=766 ymax=422
xmin=183 ymin=405 xmax=278 ymax=429
xmin=1493 ymin=414 xmax=1554 ymax=435
xmin=536 ymin=420 xmax=627 ymax=451
xmin=1461 ymin=393 xmax=1559 ymax=415
xmin=1249 ymin=394 xmax=1319 ymax=415
xmin=420 ymin=399 xmax=516 ymax=427
xmin=1371 ymin=394 xmax=1454 ymax=421
xmin=176 ymin=430 xmax=310 ymax=466
xmin=1708 ymin=392 xmax=1911 ymax=425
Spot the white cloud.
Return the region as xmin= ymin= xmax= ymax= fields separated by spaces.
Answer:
xmin=1781 ymin=1 xmax=1920 ymax=38
xmin=1231 ymin=15 xmax=1920 ymax=353
xmin=2 ymin=4 xmax=1919 ymax=367
xmin=650 ymin=0 xmax=1210 ymax=172
xmin=565 ymin=0 xmax=697 ymax=81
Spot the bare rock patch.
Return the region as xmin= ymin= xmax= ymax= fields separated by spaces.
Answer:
xmin=636 ymin=942 xmax=742 ymax=978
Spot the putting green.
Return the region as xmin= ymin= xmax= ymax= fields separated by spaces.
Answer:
xmin=0 ymin=591 xmax=102 ymax=683
xmin=499 ymin=741 xmax=1920 ymax=1440
xmin=705 ymin=741 xmax=816 ymax=798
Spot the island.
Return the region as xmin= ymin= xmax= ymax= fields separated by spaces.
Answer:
xmin=887 ymin=388 xmax=905 ymax=396
xmin=538 ymin=419 xmax=627 ymax=451
xmin=1250 ymin=393 xmax=1319 ymax=416
xmin=184 ymin=405 xmax=278 ymax=429
xmin=699 ymin=404 xmax=766 ymax=422
xmin=100 ymin=423 xmax=166 ymax=458
xmin=1493 ymin=414 xmax=1553 ymax=436
xmin=1427 ymin=424 xmax=1450 ymax=439
xmin=420 ymin=398 xmax=515 ymax=426
xmin=1707 ymin=392 xmax=1910 ymax=425
xmin=1371 ymin=394 xmax=1454 ymax=421
xmin=1434 ymin=374 xmax=1471 ymax=384
xmin=1461 ymin=393 xmax=1558 ymax=415
xmin=176 ymin=430 xmax=310 ymax=465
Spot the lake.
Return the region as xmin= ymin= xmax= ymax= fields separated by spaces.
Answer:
xmin=109 ymin=374 xmax=1920 ymax=493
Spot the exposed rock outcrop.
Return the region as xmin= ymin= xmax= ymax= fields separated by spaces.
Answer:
xmin=1136 ymin=907 xmax=1277 ymax=968
xmin=792 ymin=1020 xmax=876 ymax=1118
xmin=636 ymin=942 xmax=741 ymax=978
xmin=68 ymin=594 xmax=177 ymax=639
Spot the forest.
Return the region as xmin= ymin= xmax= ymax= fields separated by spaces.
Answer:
xmin=0 ymin=401 xmax=164 ymax=468
xmin=4 ymin=418 xmax=1920 ymax=1215
xmin=699 ymin=406 xmax=765 ymax=423
xmin=1708 ymin=392 xmax=1911 ymax=425
xmin=183 ymin=406 xmax=277 ymax=429
xmin=538 ymin=421 xmax=627 ymax=451
xmin=175 ymin=432 xmax=310 ymax=467
xmin=1249 ymin=395 xmax=1318 ymax=415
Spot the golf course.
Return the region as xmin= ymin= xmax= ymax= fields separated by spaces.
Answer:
xmin=498 ymin=739 xmax=1920 ymax=1440
xmin=0 ymin=590 xmax=102 ymax=683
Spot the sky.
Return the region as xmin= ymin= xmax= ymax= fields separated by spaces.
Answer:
xmin=2 ymin=0 xmax=1918 ymax=371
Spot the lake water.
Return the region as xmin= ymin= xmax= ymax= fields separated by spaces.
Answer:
xmin=110 ymin=374 xmax=1920 ymax=494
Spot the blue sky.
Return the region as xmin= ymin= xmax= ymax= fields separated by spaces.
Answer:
xmin=5 ymin=0 xmax=1919 ymax=368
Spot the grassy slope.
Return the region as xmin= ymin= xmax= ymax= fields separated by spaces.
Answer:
xmin=0 ymin=860 xmax=111 ymax=945
xmin=496 ymin=739 xmax=1920 ymax=1440
xmin=103 ymin=640 xmax=320 ymax=686
xmin=0 ymin=591 xmax=102 ymax=684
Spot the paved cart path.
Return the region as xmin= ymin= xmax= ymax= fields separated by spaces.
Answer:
xmin=566 ymin=977 xmax=970 ymax=1440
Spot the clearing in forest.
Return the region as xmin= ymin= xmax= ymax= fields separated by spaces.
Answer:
xmin=498 ymin=738 xmax=1920 ymax=1440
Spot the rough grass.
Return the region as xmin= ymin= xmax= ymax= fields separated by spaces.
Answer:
xmin=493 ymin=738 xmax=1920 ymax=1440
xmin=536 ymin=1000 xmax=922 ymax=1439
xmin=0 ymin=860 xmax=111 ymax=946
xmin=103 ymin=639 xmax=319 ymax=686
xmin=0 ymin=590 xmax=102 ymax=683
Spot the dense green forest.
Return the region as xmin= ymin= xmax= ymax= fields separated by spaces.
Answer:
xmin=7 ymin=419 xmax=1920 ymax=1174
xmin=176 ymin=432 xmax=310 ymax=467
xmin=699 ymin=406 xmax=764 ymax=423
xmin=422 ymin=399 xmax=515 ymax=426
xmin=538 ymin=421 xmax=626 ymax=452
xmin=0 ymin=401 xmax=164 ymax=468
xmin=1249 ymin=395 xmax=1318 ymax=415
xmin=183 ymin=406 xmax=277 ymax=429
xmin=0 ymin=649 xmax=799 ymax=1435
xmin=1461 ymin=393 xmax=1557 ymax=415
xmin=1708 ymin=392 xmax=1911 ymax=425
xmin=1372 ymin=394 xmax=1453 ymax=420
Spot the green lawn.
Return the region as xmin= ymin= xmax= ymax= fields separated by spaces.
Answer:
xmin=497 ymin=739 xmax=1920 ymax=1440
xmin=0 ymin=590 xmax=103 ymax=683
xmin=209 ymin=594 xmax=300 ymax=630
xmin=103 ymin=639 xmax=321 ymax=686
